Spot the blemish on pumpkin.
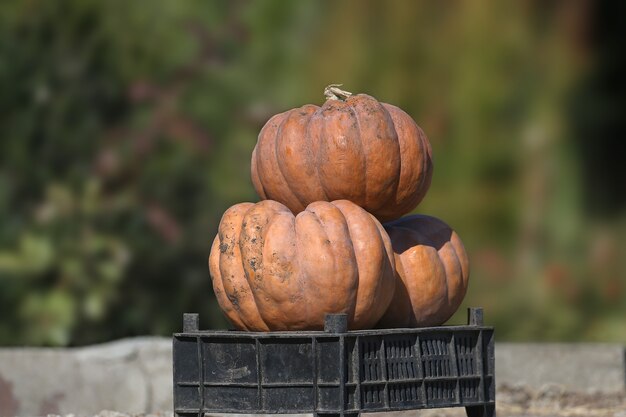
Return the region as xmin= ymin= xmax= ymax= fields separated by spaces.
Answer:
xmin=228 ymin=290 xmax=241 ymax=310
xmin=278 ymin=270 xmax=290 ymax=283
xmin=249 ymin=259 xmax=258 ymax=271
xmin=219 ymin=243 xmax=229 ymax=253
xmin=289 ymin=294 xmax=303 ymax=304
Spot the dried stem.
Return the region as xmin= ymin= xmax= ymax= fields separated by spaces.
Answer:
xmin=324 ymin=84 xmax=353 ymax=101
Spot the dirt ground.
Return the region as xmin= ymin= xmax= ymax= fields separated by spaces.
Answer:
xmin=62 ymin=385 xmax=626 ymax=417
xmin=419 ymin=384 xmax=626 ymax=417
xmin=498 ymin=383 xmax=626 ymax=417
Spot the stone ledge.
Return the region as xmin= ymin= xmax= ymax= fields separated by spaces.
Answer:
xmin=496 ymin=343 xmax=626 ymax=394
xmin=0 ymin=339 xmax=624 ymax=417
xmin=0 ymin=337 xmax=172 ymax=417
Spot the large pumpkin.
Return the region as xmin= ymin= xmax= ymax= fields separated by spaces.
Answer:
xmin=377 ymin=215 xmax=469 ymax=328
xmin=251 ymin=85 xmax=433 ymax=222
xmin=209 ymin=199 xmax=396 ymax=331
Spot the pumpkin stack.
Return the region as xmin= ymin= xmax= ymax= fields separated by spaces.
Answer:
xmin=209 ymin=85 xmax=469 ymax=331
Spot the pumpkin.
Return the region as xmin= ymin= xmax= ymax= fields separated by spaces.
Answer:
xmin=251 ymin=85 xmax=433 ymax=222
xmin=377 ymin=214 xmax=469 ymax=328
xmin=208 ymin=199 xmax=396 ymax=331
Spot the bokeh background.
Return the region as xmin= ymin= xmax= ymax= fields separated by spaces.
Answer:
xmin=0 ymin=0 xmax=624 ymax=346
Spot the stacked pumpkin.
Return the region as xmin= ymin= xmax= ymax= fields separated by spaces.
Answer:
xmin=209 ymin=85 xmax=469 ymax=331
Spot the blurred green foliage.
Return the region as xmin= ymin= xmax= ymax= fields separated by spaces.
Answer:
xmin=0 ymin=0 xmax=624 ymax=346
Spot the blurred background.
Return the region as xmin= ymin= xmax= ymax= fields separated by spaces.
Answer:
xmin=0 ymin=0 xmax=624 ymax=346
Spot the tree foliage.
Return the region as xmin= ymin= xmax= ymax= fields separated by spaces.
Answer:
xmin=0 ymin=0 xmax=624 ymax=345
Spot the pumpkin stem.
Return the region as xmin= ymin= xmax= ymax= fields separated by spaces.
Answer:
xmin=324 ymin=84 xmax=353 ymax=101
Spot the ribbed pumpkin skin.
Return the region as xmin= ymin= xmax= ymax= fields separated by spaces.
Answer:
xmin=251 ymin=94 xmax=433 ymax=222
xmin=377 ymin=215 xmax=469 ymax=328
xmin=209 ymin=199 xmax=396 ymax=331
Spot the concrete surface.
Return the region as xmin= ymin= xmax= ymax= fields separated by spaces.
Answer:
xmin=496 ymin=343 xmax=626 ymax=393
xmin=0 ymin=337 xmax=171 ymax=417
xmin=0 ymin=338 xmax=624 ymax=417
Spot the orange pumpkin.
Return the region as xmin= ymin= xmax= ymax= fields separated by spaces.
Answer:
xmin=209 ymin=199 xmax=396 ymax=331
xmin=377 ymin=215 xmax=469 ymax=328
xmin=251 ymin=85 xmax=433 ymax=222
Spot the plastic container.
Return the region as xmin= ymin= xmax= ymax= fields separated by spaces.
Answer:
xmin=173 ymin=308 xmax=495 ymax=417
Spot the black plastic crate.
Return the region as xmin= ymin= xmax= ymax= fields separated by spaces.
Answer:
xmin=173 ymin=308 xmax=495 ymax=417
